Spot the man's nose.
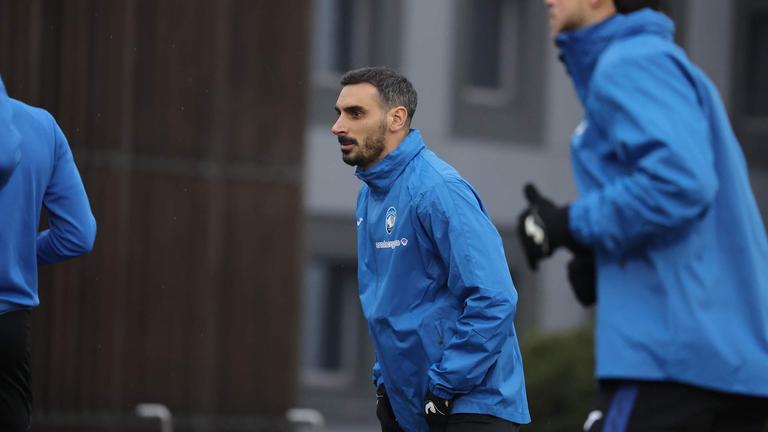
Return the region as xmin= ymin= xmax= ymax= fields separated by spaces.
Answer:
xmin=331 ymin=117 xmax=346 ymax=135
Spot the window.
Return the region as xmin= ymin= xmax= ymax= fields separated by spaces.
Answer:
xmin=300 ymin=259 xmax=365 ymax=387
xmin=463 ymin=0 xmax=520 ymax=107
xmin=733 ymin=0 xmax=768 ymax=167
xmin=452 ymin=0 xmax=547 ymax=143
xmin=308 ymin=0 xmax=402 ymax=125
xmin=311 ymin=0 xmax=369 ymax=85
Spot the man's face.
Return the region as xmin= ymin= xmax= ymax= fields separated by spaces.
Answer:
xmin=543 ymin=0 xmax=590 ymax=35
xmin=331 ymin=83 xmax=389 ymax=169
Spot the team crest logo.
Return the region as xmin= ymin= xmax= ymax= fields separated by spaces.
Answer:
xmin=385 ymin=207 xmax=397 ymax=235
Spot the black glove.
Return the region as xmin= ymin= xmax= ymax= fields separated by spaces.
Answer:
xmin=424 ymin=391 xmax=452 ymax=429
xmin=517 ymin=183 xmax=582 ymax=270
xmin=376 ymin=385 xmax=400 ymax=431
xmin=567 ymin=252 xmax=597 ymax=307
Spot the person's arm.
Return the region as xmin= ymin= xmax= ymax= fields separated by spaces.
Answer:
xmin=418 ymin=179 xmax=517 ymax=400
xmin=372 ymin=355 xmax=383 ymax=388
xmin=37 ymin=114 xmax=96 ymax=265
xmin=570 ymin=48 xmax=717 ymax=255
xmin=0 ymin=78 xmax=21 ymax=188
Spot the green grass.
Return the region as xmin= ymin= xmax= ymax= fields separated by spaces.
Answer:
xmin=520 ymin=326 xmax=595 ymax=432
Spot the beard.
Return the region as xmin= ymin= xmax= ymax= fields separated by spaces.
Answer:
xmin=341 ymin=120 xmax=387 ymax=168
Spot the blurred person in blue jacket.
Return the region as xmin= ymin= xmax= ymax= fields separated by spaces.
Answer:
xmin=0 ymin=81 xmax=96 ymax=430
xmin=0 ymin=77 xmax=21 ymax=188
xmin=517 ymin=0 xmax=768 ymax=430
xmin=332 ymin=67 xmax=530 ymax=432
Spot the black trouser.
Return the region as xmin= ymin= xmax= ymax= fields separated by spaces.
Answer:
xmin=380 ymin=413 xmax=520 ymax=432
xmin=584 ymin=380 xmax=768 ymax=432
xmin=0 ymin=309 xmax=32 ymax=432
xmin=432 ymin=414 xmax=520 ymax=432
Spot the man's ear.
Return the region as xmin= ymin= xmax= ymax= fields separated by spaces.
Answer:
xmin=388 ymin=106 xmax=409 ymax=132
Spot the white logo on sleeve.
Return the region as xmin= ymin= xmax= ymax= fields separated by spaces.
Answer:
xmin=357 ymin=217 xmax=363 ymax=227
xmin=574 ymin=120 xmax=587 ymax=137
xmin=573 ymin=120 xmax=589 ymax=148
xmin=583 ymin=410 xmax=603 ymax=431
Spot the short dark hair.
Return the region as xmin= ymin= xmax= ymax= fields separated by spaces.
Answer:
xmin=614 ymin=0 xmax=659 ymax=13
xmin=340 ymin=66 xmax=417 ymax=124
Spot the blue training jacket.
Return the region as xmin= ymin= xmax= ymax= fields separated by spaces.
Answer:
xmin=0 ymin=98 xmax=96 ymax=314
xmin=0 ymin=77 xmax=21 ymax=187
xmin=558 ymin=9 xmax=768 ymax=396
xmin=355 ymin=129 xmax=530 ymax=431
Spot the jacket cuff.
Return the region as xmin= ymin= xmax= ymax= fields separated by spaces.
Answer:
xmin=561 ymin=205 xmax=589 ymax=254
xmin=429 ymin=383 xmax=454 ymax=401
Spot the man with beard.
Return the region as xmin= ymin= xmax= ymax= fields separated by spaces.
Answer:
xmin=516 ymin=0 xmax=768 ymax=430
xmin=331 ymin=66 xmax=530 ymax=432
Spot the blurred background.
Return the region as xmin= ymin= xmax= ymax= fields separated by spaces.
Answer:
xmin=0 ymin=0 xmax=765 ymax=431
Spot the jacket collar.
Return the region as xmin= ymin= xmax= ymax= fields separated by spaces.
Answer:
xmin=555 ymin=8 xmax=674 ymax=104
xmin=355 ymin=129 xmax=425 ymax=194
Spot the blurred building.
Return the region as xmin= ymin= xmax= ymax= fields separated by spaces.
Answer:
xmin=297 ymin=0 xmax=768 ymax=429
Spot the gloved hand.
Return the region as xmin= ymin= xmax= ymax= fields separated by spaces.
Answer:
xmin=424 ymin=391 xmax=452 ymax=429
xmin=517 ymin=183 xmax=583 ymax=270
xmin=567 ymin=252 xmax=597 ymax=307
xmin=376 ymin=385 xmax=400 ymax=431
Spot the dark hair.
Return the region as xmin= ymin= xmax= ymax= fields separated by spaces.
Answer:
xmin=614 ymin=0 xmax=659 ymax=13
xmin=340 ymin=66 xmax=417 ymax=124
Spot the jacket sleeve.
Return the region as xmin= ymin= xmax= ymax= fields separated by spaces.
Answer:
xmin=372 ymin=356 xmax=383 ymax=387
xmin=37 ymin=115 xmax=96 ymax=265
xmin=418 ymin=178 xmax=517 ymax=399
xmin=569 ymin=48 xmax=717 ymax=255
xmin=0 ymin=78 xmax=21 ymax=188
